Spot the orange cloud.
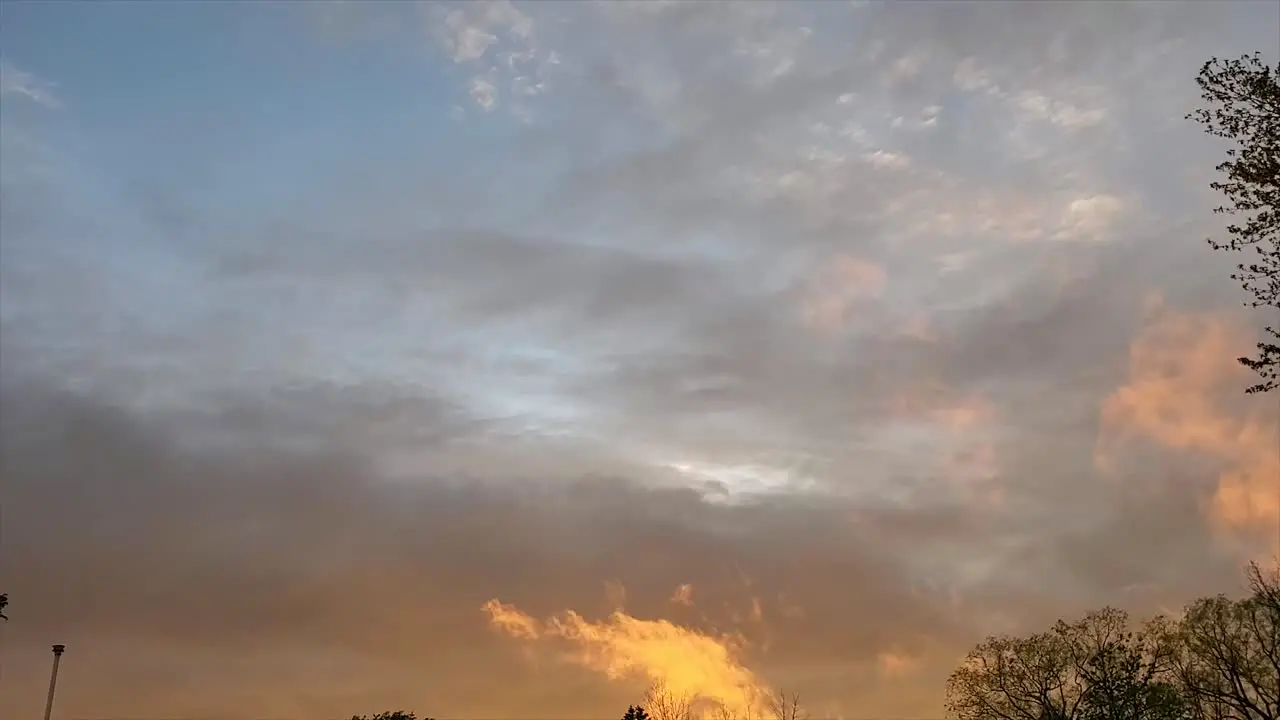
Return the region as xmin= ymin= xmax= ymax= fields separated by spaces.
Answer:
xmin=799 ymin=256 xmax=887 ymax=334
xmin=482 ymin=597 xmax=770 ymax=717
xmin=876 ymin=648 xmax=921 ymax=679
xmin=888 ymin=380 xmax=995 ymax=430
xmin=932 ymin=397 xmax=996 ymax=434
xmin=898 ymin=312 xmax=938 ymax=342
xmin=1209 ymin=408 xmax=1278 ymax=536
xmin=1097 ymin=302 xmax=1279 ymax=547
xmin=887 ymin=386 xmax=1004 ymax=508
xmin=482 ymin=599 xmax=541 ymax=640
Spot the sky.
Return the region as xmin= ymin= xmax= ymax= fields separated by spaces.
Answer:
xmin=1 ymin=1 xmax=1278 ymax=718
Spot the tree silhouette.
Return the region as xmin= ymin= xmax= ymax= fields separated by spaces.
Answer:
xmin=623 ymin=705 xmax=652 ymax=720
xmin=1166 ymin=562 xmax=1280 ymax=720
xmin=350 ymin=712 xmax=432 ymax=720
xmin=946 ymin=607 xmax=1189 ymax=720
xmin=1189 ymin=52 xmax=1280 ymax=393
xmin=0 ymin=592 xmax=7 ymax=621
xmin=763 ymin=691 xmax=808 ymax=720
xmin=641 ymin=682 xmax=696 ymax=720
xmin=945 ymin=564 xmax=1280 ymax=718
xmin=1075 ymin=633 xmax=1189 ymax=720
xmin=638 ymin=683 xmax=806 ymax=720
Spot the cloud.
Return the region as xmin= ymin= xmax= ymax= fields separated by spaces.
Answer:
xmin=1096 ymin=300 xmax=1280 ymax=548
xmin=799 ymin=256 xmax=888 ymax=335
xmin=0 ymin=59 xmax=59 ymax=108
xmin=1059 ymin=193 xmax=1125 ymax=242
xmin=484 ymin=600 xmax=543 ymax=640
xmin=429 ymin=0 xmax=552 ymax=117
xmin=469 ymin=74 xmax=499 ymax=111
xmin=484 ymin=596 xmax=769 ymax=718
xmin=877 ymin=648 xmax=922 ymax=679
xmin=3 ymin=1 xmax=1280 ymax=717
xmin=0 ymin=383 xmax=996 ymax=718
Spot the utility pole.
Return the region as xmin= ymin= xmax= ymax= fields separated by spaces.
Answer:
xmin=42 ymin=644 xmax=65 ymax=720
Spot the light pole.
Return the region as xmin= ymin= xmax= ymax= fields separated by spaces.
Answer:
xmin=42 ymin=644 xmax=65 ymax=720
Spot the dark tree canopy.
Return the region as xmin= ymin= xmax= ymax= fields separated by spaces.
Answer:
xmin=946 ymin=565 xmax=1280 ymax=720
xmin=945 ymin=607 xmax=1189 ymax=720
xmin=623 ymin=705 xmax=653 ymax=720
xmin=350 ymin=712 xmax=431 ymax=720
xmin=1166 ymin=562 xmax=1280 ymax=720
xmin=0 ymin=592 xmax=7 ymax=621
xmin=1189 ymin=52 xmax=1280 ymax=394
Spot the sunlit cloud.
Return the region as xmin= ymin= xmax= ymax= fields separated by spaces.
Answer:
xmin=799 ymin=256 xmax=888 ymax=335
xmin=484 ymin=600 xmax=543 ymax=641
xmin=882 ymin=385 xmax=1005 ymax=508
xmin=484 ymin=597 xmax=770 ymax=717
xmin=1097 ymin=300 xmax=1279 ymax=548
xmin=876 ymin=648 xmax=921 ymax=679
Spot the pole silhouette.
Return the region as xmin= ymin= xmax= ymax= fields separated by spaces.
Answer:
xmin=43 ymin=644 xmax=65 ymax=720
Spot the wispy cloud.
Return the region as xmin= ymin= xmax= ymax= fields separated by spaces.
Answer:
xmin=0 ymin=59 xmax=59 ymax=108
xmin=429 ymin=0 xmax=554 ymax=118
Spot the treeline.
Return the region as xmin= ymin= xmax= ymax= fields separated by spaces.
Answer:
xmin=623 ymin=561 xmax=1280 ymax=720
xmin=623 ymin=684 xmax=810 ymax=720
xmin=944 ymin=561 xmax=1280 ymax=720
xmin=358 ymin=563 xmax=1280 ymax=720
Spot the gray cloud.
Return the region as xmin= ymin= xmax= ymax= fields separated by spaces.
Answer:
xmin=0 ymin=385 xmax=960 ymax=717
xmin=0 ymin=372 xmax=1257 ymax=718
xmin=2 ymin=1 xmax=1278 ymax=717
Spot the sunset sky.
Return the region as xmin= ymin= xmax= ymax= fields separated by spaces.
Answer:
xmin=1 ymin=1 xmax=1278 ymax=718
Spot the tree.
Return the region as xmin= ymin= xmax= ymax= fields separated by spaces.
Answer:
xmin=1075 ymin=626 xmax=1189 ymax=720
xmin=946 ymin=608 xmax=1189 ymax=720
xmin=641 ymin=682 xmax=698 ymax=720
xmin=350 ymin=712 xmax=433 ymax=720
xmin=763 ymin=690 xmax=809 ymax=720
xmin=705 ymin=688 xmax=808 ymax=720
xmin=1166 ymin=562 xmax=1280 ymax=720
xmin=0 ymin=592 xmax=7 ymax=621
xmin=1189 ymin=52 xmax=1280 ymax=394
xmin=635 ymin=682 xmax=805 ymax=720
xmin=946 ymin=629 xmax=1078 ymax=720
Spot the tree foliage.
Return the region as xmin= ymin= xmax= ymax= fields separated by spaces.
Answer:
xmin=0 ymin=592 xmax=7 ymax=621
xmin=1189 ymin=52 xmax=1280 ymax=393
xmin=1076 ymin=630 xmax=1189 ymax=720
xmin=1166 ymin=562 xmax=1280 ymax=720
xmin=947 ymin=565 xmax=1280 ymax=720
xmin=946 ymin=607 xmax=1188 ymax=720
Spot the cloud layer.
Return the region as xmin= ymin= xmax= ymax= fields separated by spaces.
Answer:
xmin=0 ymin=1 xmax=1277 ymax=717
